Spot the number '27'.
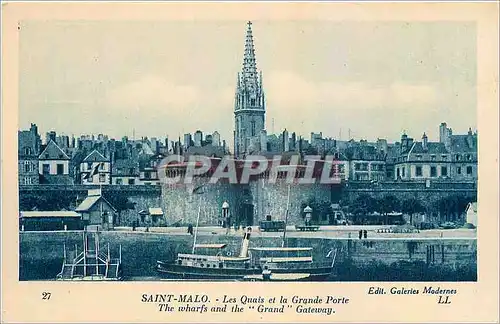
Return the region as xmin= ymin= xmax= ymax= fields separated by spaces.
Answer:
xmin=41 ymin=292 xmax=51 ymax=300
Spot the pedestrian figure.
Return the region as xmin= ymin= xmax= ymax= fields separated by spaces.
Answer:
xmin=363 ymin=230 xmax=368 ymax=239
xmin=187 ymin=224 xmax=194 ymax=235
xmin=358 ymin=230 xmax=363 ymax=239
xmin=262 ymin=266 xmax=272 ymax=281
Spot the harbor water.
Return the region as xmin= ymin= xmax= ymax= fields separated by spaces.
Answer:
xmin=19 ymin=230 xmax=477 ymax=282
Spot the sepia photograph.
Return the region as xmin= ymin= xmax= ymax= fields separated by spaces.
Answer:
xmin=2 ymin=2 xmax=498 ymax=323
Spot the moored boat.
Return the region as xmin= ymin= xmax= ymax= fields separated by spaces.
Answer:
xmin=156 ymin=186 xmax=337 ymax=281
xmin=156 ymin=227 xmax=337 ymax=281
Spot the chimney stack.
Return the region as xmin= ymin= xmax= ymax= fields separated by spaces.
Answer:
xmin=467 ymin=127 xmax=474 ymax=148
xmin=422 ymin=133 xmax=428 ymax=151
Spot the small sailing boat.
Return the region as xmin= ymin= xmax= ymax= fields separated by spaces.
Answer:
xmin=56 ymin=228 xmax=123 ymax=281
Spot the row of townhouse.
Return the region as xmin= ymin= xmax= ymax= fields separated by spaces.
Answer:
xmin=391 ymin=123 xmax=477 ymax=181
xmin=19 ymin=122 xmax=478 ymax=185
xmin=18 ymin=124 xmax=163 ymax=186
xmin=324 ymin=122 xmax=478 ymax=182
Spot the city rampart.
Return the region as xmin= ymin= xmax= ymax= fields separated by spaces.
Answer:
xmin=19 ymin=179 xmax=477 ymax=226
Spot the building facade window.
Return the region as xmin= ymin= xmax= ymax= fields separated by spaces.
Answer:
xmin=416 ymin=166 xmax=422 ymax=177
xmin=128 ymin=178 xmax=135 ymax=185
xmin=42 ymin=164 xmax=50 ymax=175
xmin=441 ymin=166 xmax=448 ymax=177
xmin=99 ymin=173 xmax=106 ymax=183
xmin=430 ymin=166 xmax=437 ymax=177
xmin=57 ymin=164 xmax=64 ymax=175
xmin=431 ymin=155 xmax=436 ymax=161
xmin=116 ymin=178 xmax=123 ymax=185
xmin=402 ymin=167 xmax=405 ymax=177
xmin=24 ymin=147 xmax=32 ymax=155
xmin=24 ymin=177 xmax=32 ymax=185
xmin=457 ymin=167 xmax=462 ymax=175
xmin=467 ymin=166 xmax=473 ymax=175
xmin=24 ymin=161 xmax=31 ymax=172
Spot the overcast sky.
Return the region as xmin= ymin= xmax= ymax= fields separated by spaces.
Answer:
xmin=19 ymin=20 xmax=476 ymax=145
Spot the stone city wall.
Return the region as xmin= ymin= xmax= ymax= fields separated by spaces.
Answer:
xmin=19 ymin=180 xmax=477 ymax=227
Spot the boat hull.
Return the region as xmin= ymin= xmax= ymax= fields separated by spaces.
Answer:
xmin=156 ymin=261 xmax=334 ymax=281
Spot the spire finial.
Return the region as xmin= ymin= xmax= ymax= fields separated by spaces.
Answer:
xmin=241 ymin=20 xmax=258 ymax=93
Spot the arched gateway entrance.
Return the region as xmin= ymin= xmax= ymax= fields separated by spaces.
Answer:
xmin=238 ymin=188 xmax=254 ymax=226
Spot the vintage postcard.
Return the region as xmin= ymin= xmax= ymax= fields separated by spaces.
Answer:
xmin=1 ymin=2 xmax=499 ymax=323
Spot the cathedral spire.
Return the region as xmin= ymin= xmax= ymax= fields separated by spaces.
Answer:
xmin=234 ymin=21 xmax=266 ymax=158
xmin=242 ymin=21 xmax=259 ymax=93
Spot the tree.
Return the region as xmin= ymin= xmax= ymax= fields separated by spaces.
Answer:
xmin=349 ymin=194 xmax=377 ymax=224
xmin=299 ymin=197 xmax=333 ymax=224
xmin=436 ymin=195 xmax=469 ymax=223
xmin=401 ymin=198 xmax=425 ymax=225
xmin=19 ymin=192 xmax=78 ymax=211
xmin=376 ymin=195 xmax=400 ymax=225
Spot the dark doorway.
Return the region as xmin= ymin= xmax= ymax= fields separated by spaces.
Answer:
xmin=240 ymin=203 xmax=254 ymax=226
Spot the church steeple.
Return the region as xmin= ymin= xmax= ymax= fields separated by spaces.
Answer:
xmin=234 ymin=21 xmax=266 ymax=158
xmin=235 ymin=21 xmax=264 ymax=112
xmin=242 ymin=21 xmax=258 ymax=92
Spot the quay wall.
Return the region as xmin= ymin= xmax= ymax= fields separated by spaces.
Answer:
xmin=19 ymin=231 xmax=476 ymax=281
xmin=19 ymin=181 xmax=477 ymax=227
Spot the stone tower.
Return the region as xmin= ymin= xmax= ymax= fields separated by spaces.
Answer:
xmin=234 ymin=21 xmax=265 ymax=158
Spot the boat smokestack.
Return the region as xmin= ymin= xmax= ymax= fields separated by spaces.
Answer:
xmin=239 ymin=227 xmax=252 ymax=258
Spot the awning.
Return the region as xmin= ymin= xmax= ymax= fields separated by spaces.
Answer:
xmin=149 ymin=207 xmax=163 ymax=216
xmin=20 ymin=211 xmax=82 ymax=218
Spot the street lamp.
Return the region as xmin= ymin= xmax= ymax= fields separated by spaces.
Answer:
xmin=304 ymin=205 xmax=313 ymax=226
xmin=222 ymin=201 xmax=230 ymax=230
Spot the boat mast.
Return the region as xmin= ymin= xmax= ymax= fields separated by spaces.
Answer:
xmin=191 ymin=195 xmax=202 ymax=254
xmin=83 ymin=229 xmax=87 ymax=277
xmin=281 ymin=185 xmax=291 ymax=248
xmin=95 ymin=230 xmax=99 ymax=275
